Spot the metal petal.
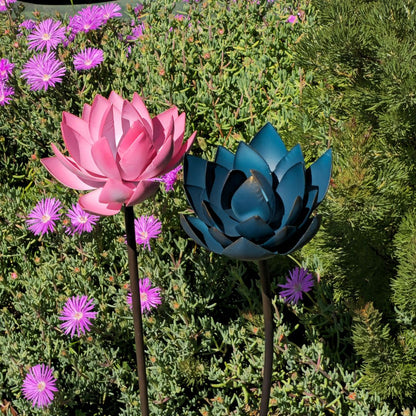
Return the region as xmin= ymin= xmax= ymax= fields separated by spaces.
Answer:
xmin=183 ymin=185 xmax=211 ymax=224
xmin=205 ymin=163 xmax=230 ymax=208
xmin=250 ymin=169 xmax=278 ymax=220
xmin=305 ymin=148 xmax=332 ymax=206
xmin=273 ymin=144 xmax=305 ymax=182
xmin=202 ymin=200 xmax=240 ymax=237
xmin=249 ymin=122 xmax=288 ymax=171
xmin=262 ymin=225 xmax=297 ymax=251
xmin=220 ymin=170 xmax=247 ymax=210
xmin=276 ymin=216 xmax=321 ymax=255
xmin=215 ymin=145 xmax=235 ymax=170
xmin=275 ymin=162 xmax=305 ymax=226
xmin=231 ymin=176 xmax=272 ymax=223
xmin=180 ymin=215 xmax=224 ymax=254
xmin=208 ymin=227 xmax=233 ymax=247
xmin=222 ymin=237 xmax=276 ymax=261
xmin=235 ymin=216 xmax=275 ymax=243
xmin=184 ymin=154 xmax=208 ymax=188
xmin=296 ymin=188 xmax=318 ymax=229
xmin=233 ymin=142 xmax=272 ymax=186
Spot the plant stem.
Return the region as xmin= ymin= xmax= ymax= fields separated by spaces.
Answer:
xmin=258 ymin=259 xmax=274 ymax=416
xmin=124 ymin=205 xmax=150 ymax=416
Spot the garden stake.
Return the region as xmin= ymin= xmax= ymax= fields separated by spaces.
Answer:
xmin=124 ymin=205 xmax=150 ymax=416
xmin=258 ymin=259 xmax=273 ymax=416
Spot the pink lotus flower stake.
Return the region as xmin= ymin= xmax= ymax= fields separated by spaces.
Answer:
xmin=41 ymin=91 xmax=196 ymax=416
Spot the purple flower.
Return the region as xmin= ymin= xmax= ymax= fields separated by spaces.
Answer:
xmin=66 ymin=203 xmax=99 ymax=234
xmin=134 ymin=215 xmax=161 ymax=250
xmin=59 ymin=295 xmax=97 ymax=337
xmin=152 ymin=165 xmax=182 ymax=191
xmin=287 ymin=14 xmax=298 ymax=24
xmin=26 ymin=197 xmax=62 ymax=236
xmin=0 ymin=0 xmax=16 ymax=12
xmin=127 ymin=277 xmax=162 ymax=313
xmin=101 ymin=2 xmax=122 ymax=21
xmin=0 ymin=58 xmax=14 ymax=80
xmin=20 ymin=19 xmax=36 ymax=31
xmin=127 ymin=22 xmax=144 ymax=41
xmin=21 ymin=52 xmax=66 ymax=91
xmin=134 ymin=3 xmax=143 ymax=15
xmin=73 ymin=47 xmax=104 ymax=71
xmin=0 ymin=82 xmax=14 ymax=106
xmin=22 ymin=364 xmax=58 ymax=408
xmin=27 ymin=18 xmax=66 ymax=51
xmin=69 ymin=5 xmax=105 ymax=34
xmin=279 ymin=267 xmax=314 ymax=305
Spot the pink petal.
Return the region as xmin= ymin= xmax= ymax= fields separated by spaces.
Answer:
xmin=118 ymin=124 xmax=155 ymax=181
xmin=108 ymin=90 xmax=125 ymax=112
xmin=79 ymin=189 xmax=122 ymax=216
xmin=152 ymin=107 xmax=178 ymax=148
xmin=61 ymin=112 xmax=101 ymax=174
xmin=126 ymin=180 xmax=160 ymax=206
xmin=164 ymin=130 xmax=197 ymax=172
xmin=91 ymin=138 xmax=121 ymax=179
xmin=89 ymin=94 xmax=112 ymax=143
xmin=131 ymin=92 xmax=153 ymax=138
xmin=121 ymin=99 xmax=141 ymax=125
xmin=41 ymin=156 xmax=101 ymax=190
xmin=82 ymin=103 xmax=91 ymax=123
xmin=99 ymin=178 xmax=134 ymax=203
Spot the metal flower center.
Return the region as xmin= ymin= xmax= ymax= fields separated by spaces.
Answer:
xmin=42 ymin=33 xmax=51 ymax=40
xmin=74 ymin=311 xmax=83 ymax=320
xmin=41 ymin=214 xmax=51 ymax=223
xmin=37 ymin=381 xmax=46 ymax=392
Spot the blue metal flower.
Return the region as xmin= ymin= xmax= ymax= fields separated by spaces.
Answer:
xmin=180 ymin=123 xmax=332 ymax=261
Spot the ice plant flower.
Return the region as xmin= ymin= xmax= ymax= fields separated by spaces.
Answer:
xmin=21 ymin=52 xmax=66 ymax=91
xmin=0 ymin=82 xmax=14 ymax=106
xmin=20 ymin=19 xmax=36 ymax=32
xmin=127 ymin=277 xmax=162 ymax=313
xmin=0 ymin=58 xmax=14 ymax=80
xmin=27 ymin=18 xmax=66 ymax=51
xmin=59 ymin=295 xmax=97 ymax=337
xmin=26 ymin=197 xmax=62 ymax=236
xmin=287 ymin=14 xmax=298 ymax=24
xmin=279 ymin=267 xmax=314 ymax=304
xmin=180 ymin=122 xmax=332 ymax=261
xmin=152 ymin=164 xmax=182 ymax=191
xmin=134 ymin=215 xmax=161 ymax=250
xmin=69 ymin=5 xmax=105 ymax=34
xmin=127 ymin=22 xmax=144 ymax=41
xmin=73 ymin=47 xmax=104 ymax=71
xmin=66 ymin=202 xmax=99 ymax=234
xmin=101 ymin=2 xmax=122 ymax=21
xmin=41 ymin=91 xmax=196 ymax=215
xmin=22 ymin=364 xmax=58 ymax=408
xmin=0 ymin=0 xmax=16 ymax=12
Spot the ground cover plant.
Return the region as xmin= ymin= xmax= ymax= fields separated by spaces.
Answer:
xmin=1 ymin=0 xmax=416 ymax=415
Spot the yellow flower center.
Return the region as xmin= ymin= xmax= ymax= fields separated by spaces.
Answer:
xmin=74 ymin=311 xmax=83 ymax=320
xmin=78 ymin=216 xmax=88 ymax=223
xmin=41 ymin=214 xmax=51 ymax=223
xmin=37 ymin=381 xmax=46 ymax=392
xmin=140 ymin=292 xmax=148 ymax=303
xmin=42 ymin=33 xmax=51 ymax=40
xmin=42 ymin=74 xmax=51 ymax=82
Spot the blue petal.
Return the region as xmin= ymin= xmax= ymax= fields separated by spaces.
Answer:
xmin=184 ymin=185 xmax=211 ymax=224
xmin=233 ymin=142 xmax=272 ymax=186
xmin=220 ymin=170 xmax=248 ymax=210
xmin=249 ymin=122 xmax=288 ymax=171
xmin=222 ymin=237 xmax=275 ymax=261
xmin=231 ymin=176 xmax=272 ymax=222
xmin=276 ymin=216 xmax=321 ymax=255
xmin=275 ymin=162 xmax=305 ymax=226
xmin=305 ymin=148 xmax=332 ymax=206
xmin=262 ymin=226 xmax=297 ymax=251
xmin=180 ymin=215 xmax=224 ymax=254
xmin=208 ymin=227 xmax=233 ymax=247
xmin=235 ymin=216 xmax=275 ymax=243
xmin=274 ymin=144 xmax=305 ymax=182
xmin=202 ymin=200 xmax=240 ymax=237
xmin=184 ymin=154 xmax=208 ymax=188
xmin=215 ymin=146 xmax=235 ymax=170
xmin=206 ymin=163 xmax=232 ymax=208
xmin=250 ymin=169 xmax=277 ymax=219
xmin=296 ymin=188 xmax=318 ymax=229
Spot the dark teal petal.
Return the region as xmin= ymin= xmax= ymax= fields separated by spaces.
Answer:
xmin=206 ymin=163 xmax=232 ymax=208
xmin=208 ymin=227 xmax=233 ymax=247
xmin=231 ymin=176 xmax=272 ymax=222
xmin=180 ymin=215 xmax=224 ymax=254
xmin=305 ymin=148 xmax=332 ymax=206
xmin=220 ymin=170 xmax=247 ymax=210
xmin=262 ymin=226 xmax=297 ymax=251
xmin=215 ymin=146 xmax=235 ymax=170
xmin=250 ymin=170 xmax=277 ymax=218
xmin=276 ymin=216 xmax=321 ymax=255
xmin=249 ymin=122 xmax=288 ymax=170
xmin=222 ymin=237 xmax=275 ymax=261
xmin=233 ymin=142 xmax=272 ymax=186
xmin=184 ymin=185 xmax=210 ymax=224
xmin=274 ymin=144 xmax=305 ymax=182
xmin=235 ymin=216 xmax=275 ymax=243
xmin=276 ymin=162 xmax=305 ymax=226
xmin=296 ymin=188 xmax=318 ymax=229
xmin=184 ymin=154 xmax=208 ymax=188
xmin=285 ymin=196 xmax=303 ymax=226
xmin=202 ymin=200 xmax=240 ymax=237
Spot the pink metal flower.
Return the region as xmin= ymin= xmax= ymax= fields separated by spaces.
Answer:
xmin=41 ymin=92 xmax=196 ymax=215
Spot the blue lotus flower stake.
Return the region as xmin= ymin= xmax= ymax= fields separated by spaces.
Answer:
xmin=180 ymin=123 xmax=332 ymax=415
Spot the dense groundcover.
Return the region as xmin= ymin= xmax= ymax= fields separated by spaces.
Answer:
xmin=1 ymin=0 xmax=416 ymax=415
